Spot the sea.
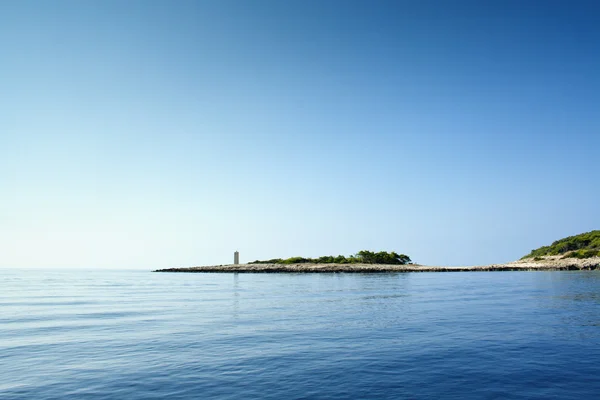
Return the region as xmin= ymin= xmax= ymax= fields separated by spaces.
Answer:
xmin=1 ymin=269 xmax=599 ymax=399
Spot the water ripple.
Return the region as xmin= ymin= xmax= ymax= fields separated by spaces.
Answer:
xmin=0 ymin=270 xmax=599 ymax=399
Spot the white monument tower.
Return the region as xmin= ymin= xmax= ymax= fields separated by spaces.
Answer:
xmin=234 ymin=251 xmax=239 ymax=265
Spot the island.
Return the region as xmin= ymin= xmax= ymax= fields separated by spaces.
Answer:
xmin=155 ymin=231 xmax=600 ymax=273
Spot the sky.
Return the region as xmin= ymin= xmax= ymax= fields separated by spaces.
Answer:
xmin=1 ymin=0 xmax=599 ymax=269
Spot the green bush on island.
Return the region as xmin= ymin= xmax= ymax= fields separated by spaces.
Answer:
xmin=522 ymin=230 xmax=600 ymax=259
xmin=562 ymin=249 xmax=600 ymax=259
xmin=249 ymin=251 xmax=412 ymax=265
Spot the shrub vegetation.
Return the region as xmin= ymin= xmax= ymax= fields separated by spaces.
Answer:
xmin=562 ymin=249 xmax=600 ymax=259
xmin=522 ymin=230 xmax=600 ymax=259
xmin=249 ymin=251 xmax=412 ymax=265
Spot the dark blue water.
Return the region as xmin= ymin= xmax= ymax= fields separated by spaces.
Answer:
xmin=1 ymin=270 xmax=599 ymax=399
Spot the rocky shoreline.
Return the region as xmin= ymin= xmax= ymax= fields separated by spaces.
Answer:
xmin=155 ymin=256 xmax=600 ymax=273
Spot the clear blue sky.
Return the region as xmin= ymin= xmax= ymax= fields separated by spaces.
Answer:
xmin=2 ymin=0 xmax=599 ymax=268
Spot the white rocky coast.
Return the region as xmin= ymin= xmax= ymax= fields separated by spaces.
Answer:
xmin=156 ymin=256 xmax=600 ymax=273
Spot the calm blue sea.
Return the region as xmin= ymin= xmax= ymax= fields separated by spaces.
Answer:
xmin=1 ymin=270 xmax=599 ymax=399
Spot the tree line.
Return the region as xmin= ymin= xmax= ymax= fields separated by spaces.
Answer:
xmin=249 ymin=251 xmax=412 ymax=265
xmin=523 ymin=230 xmax=600 ymax=259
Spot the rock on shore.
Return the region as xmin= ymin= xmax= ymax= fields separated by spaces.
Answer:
xmin=155 ymin=256 xmax=600 ymax=273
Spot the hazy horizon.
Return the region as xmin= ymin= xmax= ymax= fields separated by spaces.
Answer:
xmin=2 ymin=1 xmax=599 ymax=269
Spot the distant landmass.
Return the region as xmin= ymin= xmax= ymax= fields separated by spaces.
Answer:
xmin=522 ymin=230 xmax=600 ymax=260
xmin=248 ymin=251 xmax=411 ymax=265
xmin=156 ymin=232 xmax=600 ymax=273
